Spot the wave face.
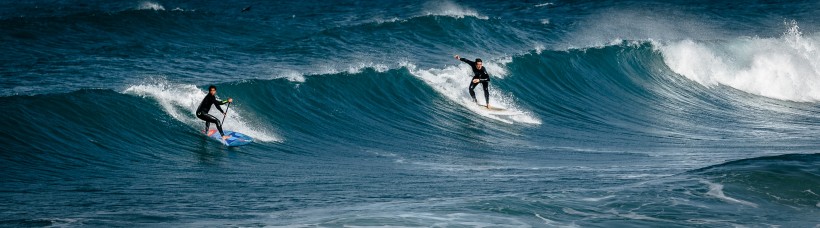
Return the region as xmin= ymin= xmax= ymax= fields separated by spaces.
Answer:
xmin=2 ymin=0 xmax=820 ymax=226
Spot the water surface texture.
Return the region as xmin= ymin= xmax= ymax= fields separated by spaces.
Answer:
xmin=2 ymin=0 xmax=819 ymax=226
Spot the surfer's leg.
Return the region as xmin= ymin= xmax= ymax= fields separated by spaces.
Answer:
xmin=216 ymin=122 xmax=224 ymax=137
xmin=197 ymin=114 xmax=211 ymax=132
xmin=468 ymin=81 xmax=479 ymax=103
xmin=200 ymin=114 xmax=224 ymax=136
xmin=209 ymin=114 xmax=225 ymax=136
xmin=481 ymin=81 xmax=489 ymax=106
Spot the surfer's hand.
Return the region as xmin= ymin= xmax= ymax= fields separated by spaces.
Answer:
xmin=227 ymin=98 xmax=233 ymax=103
xmin=472 ymin=79 xmax=479 ymax=83
xmin=454 ymin=55 xmax=459 ymax=60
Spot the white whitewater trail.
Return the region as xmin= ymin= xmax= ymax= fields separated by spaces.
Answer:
xmin=124 ymin=81 xmax=280 ymax=142
xmin=403 ymin=60 xmax=541 ymax=125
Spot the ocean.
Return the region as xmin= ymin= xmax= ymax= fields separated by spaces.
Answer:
xmin=1 ymin=0 xmax=819 ymax=226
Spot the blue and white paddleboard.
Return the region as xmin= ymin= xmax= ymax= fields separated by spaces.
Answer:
xmin=206 ymin=129 xmax=253 ymax=147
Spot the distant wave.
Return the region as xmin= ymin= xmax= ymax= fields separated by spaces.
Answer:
xmin=692 ymin=153 xmax=820 ymax=173
xmin=136 ymin=1 xmax=165 ymax=11
xmin=422 ymin=1 xmax=488 ymax=19
xmin=534 ymin=2 xmax=554 ymax=7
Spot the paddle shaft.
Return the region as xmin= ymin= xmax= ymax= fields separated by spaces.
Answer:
xmin=221 ymin=102 xmax=231 ymax=124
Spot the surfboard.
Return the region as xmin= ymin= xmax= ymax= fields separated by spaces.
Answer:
xmin=205 ymin=129 xmax=253 ymax=147
xmin=478 ymin=104 xmax=524 ymax=116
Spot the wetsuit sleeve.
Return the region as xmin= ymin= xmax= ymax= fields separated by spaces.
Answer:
xmin=459 ymin=58 xmax=474 ymax=66
xmin=213 ymin=97 xmax=226 ymax=113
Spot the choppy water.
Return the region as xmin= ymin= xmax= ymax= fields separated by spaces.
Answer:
xmin=1 ymin=0 xmax=819 ymax=226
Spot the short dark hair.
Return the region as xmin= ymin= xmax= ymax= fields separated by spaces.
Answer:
xmin=208 ymin=85 xmax=216 ymax=90
xmin=475 ymin=58 xmax=482 ymax=63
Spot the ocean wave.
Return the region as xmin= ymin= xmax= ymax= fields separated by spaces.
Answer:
xmin=690 ymin=153 xmax=820 ymax=207
xmin=658 ymin=20 xmax=820 ymax=102
xmin=136 ymin=1 xmax=165 ymax=11
xmin=4 ymin=2 xmax=820 ymax=226
xmin=422 ymin=0 xmax=488 ymax=20
xmin=123 ymin=80 xmax=280 ymax=142
xmin=402 ymin=60 xmax=541 ymax=124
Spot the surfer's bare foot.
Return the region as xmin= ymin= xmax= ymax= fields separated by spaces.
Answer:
xmin=222 ymin=135 xmax=230 ymax=140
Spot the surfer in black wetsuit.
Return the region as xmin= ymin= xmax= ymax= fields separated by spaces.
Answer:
xmin=454 ymin=55 xmax=491 ymax=108
xmin=196 ymin=85 xmax=233 ymax=140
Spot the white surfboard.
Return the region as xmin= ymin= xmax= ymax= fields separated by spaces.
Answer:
xmin=479 ymin=104 xmax=524 ymax=116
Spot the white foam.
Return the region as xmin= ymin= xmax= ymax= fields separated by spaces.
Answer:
xmin=534 ymin=43 xmax=546 ymax=54
xmin=266 ymin=62 xmax=391 ymax=83
xmin=278 ymin=69 xmax=306 ymax=83
xmin=606 ymin=209 xmax=673 ymax=222
xmin=658 ymin=20 xmax=820 ymax=102
xmin=374 ymin=17 xmax=404 ymax=24
xmin=561 ymin=208 xmax=597 ymax=217
xmin=579 ymin=195 xmax=615 ymax=202
xmin=123 ymin=81 xmax=280 ymax=142
xmin=535 ymin=213 xmax=579 ymax=228
xmin=402 ymin=61 xmax=540 ymax=124
xmin=422 ymin=1 xmax=488 ymax=20
xmin=371 ymin=1 xmax=485 ymax=26
xmin=560 ymin=8 xmax=722 ymax=50
xmin=311 ymin=62 xmax=391 ymax=76
xmin=36 ymin=218 xmax=80 ymax=226
xmin=137 ymin=1 xmax=165 ymax=11
xmin=701 ymin=181 xmax=758 ymax=207
xmin=535 ymin=3 xmax=555 ymax=7
xmin=266 ymin=205 xmax=531 ymax=227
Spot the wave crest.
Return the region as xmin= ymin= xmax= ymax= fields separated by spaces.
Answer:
xmin=423 ymin=1 xmax=488 ymax=20
xmin=123 ymin=80 xmax=280 ymax=142
xmin=658 ymin=20 xmax=820 ymax=102
xmin=137 ymin=2 xmax=165 ymax=11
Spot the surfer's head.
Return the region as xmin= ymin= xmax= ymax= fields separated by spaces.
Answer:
xmin=208 ymin=85 xmax=217 ymax=95
xmin=475 ymin=58 xmax=482 ymax=69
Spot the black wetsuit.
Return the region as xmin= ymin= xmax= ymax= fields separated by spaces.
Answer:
xmin=196 ymin=94 xmax=229 ymax=136
xmin=460 ymin=58 xmax=490 ymax=105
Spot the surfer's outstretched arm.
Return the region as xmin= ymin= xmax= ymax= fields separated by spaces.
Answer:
xmin=454 ymin=55 xmax=474 ymax=65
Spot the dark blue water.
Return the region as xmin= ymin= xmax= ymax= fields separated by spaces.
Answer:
xmin=2 ymin=0 xmax=820 ymax=226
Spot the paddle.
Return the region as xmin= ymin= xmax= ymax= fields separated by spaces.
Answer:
xmin=221 ymin=102 xmax=231 ymax=124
